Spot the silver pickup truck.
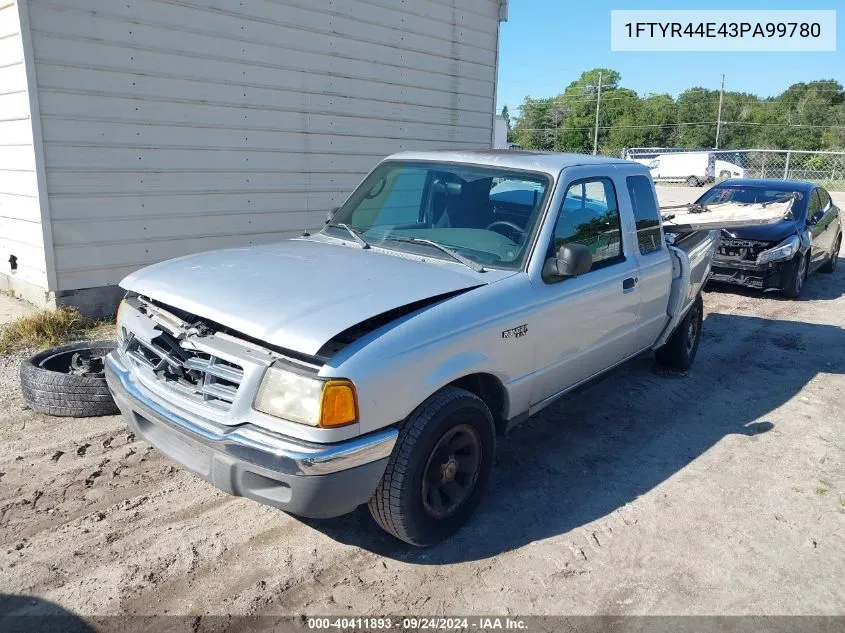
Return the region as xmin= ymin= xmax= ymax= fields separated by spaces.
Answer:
xmin=105 ymin=151 xmax=783 ymax=546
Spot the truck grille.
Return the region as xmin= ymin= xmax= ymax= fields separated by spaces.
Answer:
xmin=717 ymin=237 xmax=772 ymax=262
xmin=125 ymin=332 xmax=244 ymax=411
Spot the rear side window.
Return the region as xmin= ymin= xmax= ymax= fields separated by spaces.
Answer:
xmin=817 ymin=187 xmax=831 ymax=210
xmin=807 ymin=190 xmax=823 ymax=222
xmin=626 ymin=175 xmax=662 ymax=254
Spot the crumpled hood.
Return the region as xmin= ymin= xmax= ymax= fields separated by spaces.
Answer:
xmin=120 ymin=238 xmax=487 ymax=357
xmin=722 ymin=219 xmax=800 ymax=242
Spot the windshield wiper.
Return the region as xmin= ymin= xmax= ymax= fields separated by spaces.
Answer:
xmin=327 ymin=223 xmax=369 ymax=249
xmin=385 ymin=236 xmax=486 ymax=273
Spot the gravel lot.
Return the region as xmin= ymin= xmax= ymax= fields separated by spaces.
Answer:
xmin=1 ymin=188 xmax=844 ymax=618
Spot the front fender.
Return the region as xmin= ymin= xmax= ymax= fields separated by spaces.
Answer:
xmin=418 ymin=350 xmax=495 ymax=398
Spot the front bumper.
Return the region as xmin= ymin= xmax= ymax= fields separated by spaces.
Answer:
xmin=710 ymin=257 xmax=787 ymax=290
xmin=104 ymin=352 xmax=397 ymax=518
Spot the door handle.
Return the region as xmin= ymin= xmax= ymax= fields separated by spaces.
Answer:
xmin=622 ymin=276 xmax=638 ymax=293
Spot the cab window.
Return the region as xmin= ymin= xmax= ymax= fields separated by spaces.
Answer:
xmin=626 ymin=175 xmax=662 ymax=254
xmin=551 ymin=178 xmax=623 ymax=270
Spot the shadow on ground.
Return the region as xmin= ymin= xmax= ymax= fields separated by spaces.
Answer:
xmin=301 ymin=310 xmax=845 ymax=564
xmin=0 ymin=594 xmax=95 ymax=633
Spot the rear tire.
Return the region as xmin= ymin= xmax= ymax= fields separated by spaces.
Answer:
xmin=655 ymin=294 xmax=703 ymax=371
xmin=686 ymin=176 xmax=699 ymax=187
xmin=819 ymin=234 xmax=840 ymax=274
xmin=368 ymin=387 xmax=495 ymax=546
xmin=781 ymin=251 xmax=809 ymax=298
xmin=719 ymin=170 xmax=732 ymax=179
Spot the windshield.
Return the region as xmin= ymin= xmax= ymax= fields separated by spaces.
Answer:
xmin=697 ymin=185 xmax=797 ymax=205
xmin=696 ymin=185 xmax=805 ymax=221
xmin=323 ymin=161 xmax=551 ymax=270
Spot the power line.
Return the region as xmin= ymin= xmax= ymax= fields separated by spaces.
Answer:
xmin=722 ymin=121 xmax=845 ymax=129
xmin=515 ymin=121 xmax=845 ymax=132
xmin=518 ymin=121 xmax=716 ymax=132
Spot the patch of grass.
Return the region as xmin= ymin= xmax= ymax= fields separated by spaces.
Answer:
xmin=0 ymin=307 xmax=115 ymax=354
xmin=814 ymin=486 xmax=829 ymax=496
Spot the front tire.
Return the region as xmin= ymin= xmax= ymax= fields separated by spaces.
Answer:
xmin=655 ymin=294 xmax=703 ymax=371
xmin=368 ymin=387 xmax=495 ymax=546
xmin=781 ymin=251 xmax=809 ymax=298
xmin=686 ymin=176 xmax=699 ymax=187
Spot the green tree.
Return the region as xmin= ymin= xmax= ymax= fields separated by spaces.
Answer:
xmin=501 ymin=105 xmax=511 ymax=130
xmin=510 ymin=70 xmax=845 ymax=153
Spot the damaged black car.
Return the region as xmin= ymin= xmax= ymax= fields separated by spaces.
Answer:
xmin=701 ymin=179 xmax=842 ymax=298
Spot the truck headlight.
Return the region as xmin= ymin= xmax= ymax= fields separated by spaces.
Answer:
xmin=253 ymin=365 xmax=358 ymax=428
xmin=756 ymin=235 xmax=801 ymax=265
xmin=115 ymin=298 xmax=128 ymax=345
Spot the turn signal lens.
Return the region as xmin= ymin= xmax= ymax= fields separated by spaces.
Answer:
xmin=320 ymin=380 xmax=358 ymax=428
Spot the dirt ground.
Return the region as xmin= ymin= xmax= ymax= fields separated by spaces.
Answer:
xmin=1 ymin=190 xmax=844 ymax=618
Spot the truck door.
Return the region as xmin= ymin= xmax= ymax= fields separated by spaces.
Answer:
xmin=624 ymin=174 xmax=673 ymax=347
xmin=529 ymin=171 xmax=648 ymax=407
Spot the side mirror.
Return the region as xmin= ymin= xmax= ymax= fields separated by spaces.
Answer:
xmin=325 ymin=207 xmax=340 ymax=224
xmin=543 ymin=243 xmax=592 ymax=281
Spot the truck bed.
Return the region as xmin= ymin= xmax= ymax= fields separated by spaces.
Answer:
xmin=654 ymin=229 xmax=719 ymax=350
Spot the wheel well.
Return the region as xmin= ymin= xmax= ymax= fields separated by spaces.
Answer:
xmin=449 ymin=373 xmax=508 ymax=435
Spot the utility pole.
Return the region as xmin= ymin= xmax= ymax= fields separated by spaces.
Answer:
xmin=592 ymin=71 xmax=602 ymax=155
xmin=715 ymin=73 xmax=725 ymax=150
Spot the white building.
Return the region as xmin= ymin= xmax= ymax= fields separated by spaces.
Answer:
xmin=1 ymin=0 xmax=506 ymax=315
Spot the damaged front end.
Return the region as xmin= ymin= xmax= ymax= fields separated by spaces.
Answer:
xmin=105 ymin=292 xmax=406 ymax=518
xmin=710 ymin=232 xmax=808 ymax=289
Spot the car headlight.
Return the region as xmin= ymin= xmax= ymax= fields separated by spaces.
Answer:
xmin=756 ymin=235 xmax=801 ymax=265
xmin=253 ymin=365 xmax=358 ymax=428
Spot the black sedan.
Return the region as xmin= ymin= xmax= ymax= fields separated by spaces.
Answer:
xmin=698 ymin=179 xmax=842 ymax=298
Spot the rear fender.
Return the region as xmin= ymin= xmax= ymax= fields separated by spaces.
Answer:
xmin=653 ymin=230 xmax=717 ymax=349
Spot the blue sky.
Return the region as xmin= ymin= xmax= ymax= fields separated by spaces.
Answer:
xmin=496 ymin=0 xmax=844 ymax=114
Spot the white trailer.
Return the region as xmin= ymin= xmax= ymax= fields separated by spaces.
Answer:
xmin=646 ymin=152 xmax=716 ymax=187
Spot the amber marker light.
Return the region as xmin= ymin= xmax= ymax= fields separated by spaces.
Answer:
xmin=319 ymin=380 xmax=358 ymax=428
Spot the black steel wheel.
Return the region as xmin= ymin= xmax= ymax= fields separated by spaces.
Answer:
xmin=655 ymin=294 xmax=704 ymax=372
xmin=368 ymin=387 xmax=495 ymax=546
xmin=421 ymin=424 xmax=483 ymax=520
xmin=20 ymin=340 xmax=119 ymax=417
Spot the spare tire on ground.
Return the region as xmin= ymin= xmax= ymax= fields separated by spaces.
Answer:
xmin=20 ymin=340 xmax=119 ymax=417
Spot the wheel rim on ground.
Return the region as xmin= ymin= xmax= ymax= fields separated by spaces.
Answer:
xmin=421 ymin=423 xmax=482 ymax=520
xmin=36 ymin=348 xmax=108 ymax=377
xmin=686 ymin=303 xmax=700 ymax=353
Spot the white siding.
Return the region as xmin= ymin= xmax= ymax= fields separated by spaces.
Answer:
xmin=27 ymin=0 xmax=501 ymax=291
xmin=0 ymin=0 xmax=48 ymax=290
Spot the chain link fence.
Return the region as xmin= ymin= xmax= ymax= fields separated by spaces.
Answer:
xmin=595 ymin=147 xmax=845 ymax=191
